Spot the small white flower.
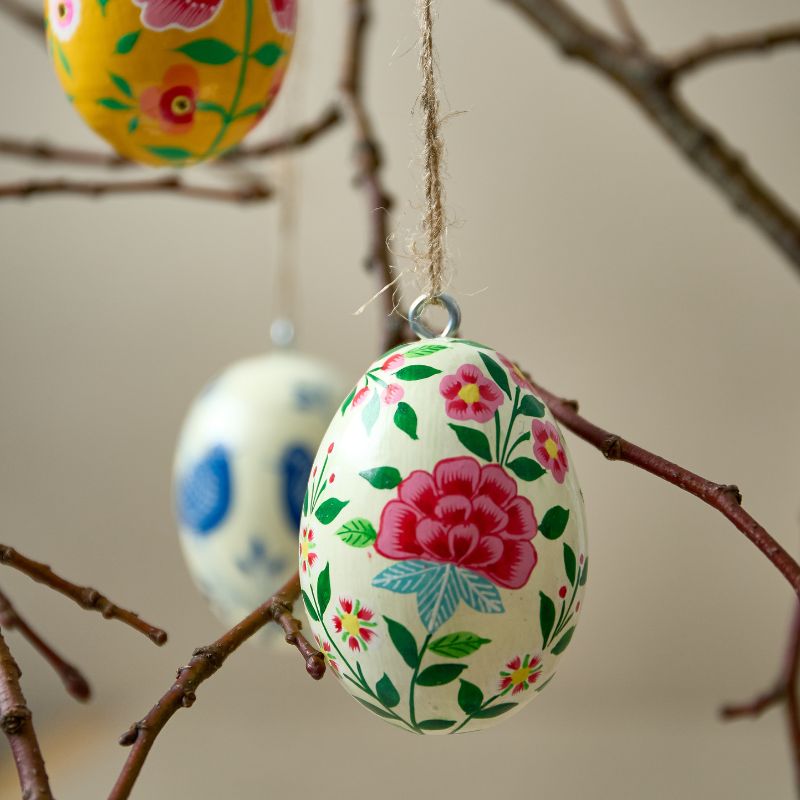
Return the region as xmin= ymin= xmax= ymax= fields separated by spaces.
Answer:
xmin=49 ymin=0 xmax=81 ymax=42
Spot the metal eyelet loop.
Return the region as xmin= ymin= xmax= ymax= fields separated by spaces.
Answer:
xmin=408 ymin=293 xmax=462 ymax=340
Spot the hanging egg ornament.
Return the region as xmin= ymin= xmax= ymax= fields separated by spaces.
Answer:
xmin=174 ymin=350 xmax=346 ymax=633
xmin=299 ymin=317 xmax=587 ymax=733
xmin=45 ymin=0 xmax=296 ymax=165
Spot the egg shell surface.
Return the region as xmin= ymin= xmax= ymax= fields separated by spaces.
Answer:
xmin=299 ymin=338 xmax=588 ymax=734
xmin=45 ymin=0 xmax=296 ymax=165
xmin=174 ymin=350 xmax=347 ymax=633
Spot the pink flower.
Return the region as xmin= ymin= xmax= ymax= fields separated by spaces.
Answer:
xmin=140 ymin=66 xmax=199 ymax=134
xmin=351 ymin=386 xmax=371 ymax=408
xmin=270 ymin=0 xmax=296 ymax=33
xmin=532 ymin=420 xmax=569 ymax=484
xmin=382 ymin=383 xmax=404 ymax=405
xmin=381 ymin=353 xmax=405 ymax=372
xmin=376 ymin=456 xmax=538 ymax=590
xmin=498 ymin=352 xmax=534 ymax=391
xmin=499 ymin=654 xmax=543 ymax=696
xmin=440 ymin=364 xmax=504 ymax=423
xmin=332 ymin=598 xmax=377 ymax=652
xmin=299 ymin=528 xmax=317 ymax=573
xmin=133 ymin=0 xmax=224 ymax=31
xmin=49 ymin=0 xmax=81 ymax=41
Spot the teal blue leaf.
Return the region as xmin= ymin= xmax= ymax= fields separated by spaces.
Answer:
xmin=362 ymin=390 xmax=380 ymax=434
xmin=455 ymin=568 xmax=504 ymax=615
xmin=372 ymin=560 xmax=442 ymax=595
xmin=417 ymin=565 xmax=461 ymax=631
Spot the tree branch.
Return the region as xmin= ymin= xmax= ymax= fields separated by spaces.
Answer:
xmin=107 ymin=571 xmax=323 ymax=800
xmin=668 ymin=24 xmax=800 ymax=77
xmin=500 ymin=0 xmax=800 ymax=279
xmin=0 ymin=176 xmax=273 ymax=203
xmin=606 ymin=0 xmax=647 ymax=50
xmin=0 ymin=628 xmax=53 ymax=800
xmin=522 ymin=378 xmax=800 ymax=595
xmin=0 ymin=586 xmax=90 ymax=701
xmin=0 ymin=545 xmax=167 ymax=646
xmin=0 ymin=0 xmax=43 ymax=36
xmin=341 ymin=0 xmax=407 ymax=352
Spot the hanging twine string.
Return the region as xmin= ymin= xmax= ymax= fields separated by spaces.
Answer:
xmin=415 ymin=0 xmax=449 ymax=300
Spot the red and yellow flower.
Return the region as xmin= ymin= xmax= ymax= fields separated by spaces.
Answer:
xmin=314 ymin=635 xmax=340 ymax=677
xmin=140 ymin=65 xmax=199 ymax=134
xmin=532 ymin=419 xmax=569 ymax=484
xmin=440 ymin=364 xmax=504 ymax=423
xmin=499 ymin=654 xmax=543 ymax=696
xmin=332 ymin=597 xmax=377 ymax=652
xmin=299 ymin=527 xmax=317 ymax=573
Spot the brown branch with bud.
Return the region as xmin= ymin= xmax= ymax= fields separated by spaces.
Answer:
xmin=0 ymin=545 xmax=167 ymax=646
xmin=108 ymin=572 xmax=323 ymax=800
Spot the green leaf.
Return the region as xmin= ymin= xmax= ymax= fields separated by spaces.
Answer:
xmin=176 ymin=39 xmax=239 ymax=65
xmin=563 ymin=542 xmax=577 ymax=585
xmin=115 ymin=30 xmax=140 ymax=54
xmin=429 ymin=632 xmax=491 ymax=658
xmin=540 ymin=591 xmax=555 ymax=646
xmin=507 ymin=457 xmax=546 ymax=482
xmin=301 ymin=590 xmax=318 ymax=622
xmin=457 ymin=340 xmax=489 ymax=349
xmin=340 ymin=385 xmax=357 ymax=415
xmin=359 ymin=467 xmax=402 ymax=490
xmin=196 ymin=100 xmax=229 ymax=117
xmin=479 ymin=352 xmax=511 ymax=399
xmin=405 ymin=344 xmax=448 ymax=358
xmin=417 ymin=719 xmax=456 ymax=731
xmin=315 ymin=498 xmax=349 ymax=525
xmin=518 ymin=394 xmax=546 ymax=417
xmin=448 ymin=424 xmax=492 ymax=462
xmin=393 ymin=402 xmax=419 ymax=440
xmin=109 ymin=72 xmax=133 ymax=98
xmin=540 ymin=506 xmax=570 ymax=540
xmin=551 ymin=626 xmax=576 ymax=655
xmin=416 ymin=663 xmax=467 ymax=687
xmin=97 ymin=98 xmax=133 ymax=110
xmin=302 ymin=488 xmax=309 ymax=517
xmin=56 ymin=41 xmax=71 ymax=76
xmin=579 ymin=556 xmax=589 ymax=586
xmin=362 ymin=390 xmax=380 ymax=434
xmin=457 ymin=680 xmax=484 ymax=715
xmin=234 ymin=103 xmax=266 ymax=119
xmin=146 ymin=146 xmax=193 ymax=162
xmin=355 ymin=697 xmax=395 ymax=719
xmin=472 ymin=702 xmax=517 ymax=719
xmin=535 ymin=674 xmax=556 ymax=693
xmin=394 ymin=365 xmax=441 ymax=381
xmin=335 ymin=518 xmax=376 ymax=548
xmin=252 ymin=41 xmax=285 ymax=67
xmin=316 ymin=563 xmax=331 ymax=616
xmin=376 ymin=674 xmax=400 ymax=708
xmin=127 ymin=116 xmax=139 ymax=133
xmin=384 ymin=616 xmax=418 ymax=669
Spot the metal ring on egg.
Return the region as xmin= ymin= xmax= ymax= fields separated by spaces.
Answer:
xmin=408 ymin=293 xmax=462 ymax=339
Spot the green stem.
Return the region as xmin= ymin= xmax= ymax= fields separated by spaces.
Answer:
xmin=493 ymin=411 xmax=502 ymax=462
xmin=310 ymin=453 xmax=330 ymax=511
xmin=552 ymin=578 xmax=581 ymax=643
xmin=408 ymin=633 xmax=432 ymax=729
xmin=505 ymin=432 xmax=530 ymax=462
xmin=500 ymin=387 xmax=521 ymax=465
xmin=366 ymin=371 xmax=388 ymax=388
xmin=452 ymin=692 xmax=503 ymax=733
xmin=201 ymin=0 xmax=254 ymax=159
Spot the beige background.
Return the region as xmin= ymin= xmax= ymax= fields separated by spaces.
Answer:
xmin=1 ymin=0 xmax=799 ymax=797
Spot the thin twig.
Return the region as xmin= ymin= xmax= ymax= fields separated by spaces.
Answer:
xmin=0 ymin=586 xmax=90 ymax=701
xmin=0 ymin=176 xmax=273 ymax=203
xmin=108 ymin=571 xmax=323 ymax=800
xmin=606 ymin=0 xmax=647 ymax=50
xmin=500 ymin=0 xmax=800 ymax=279
xmin=341 ymin=0 xmax=407 ymax=351
xmin=0 ymin=105 xmax=342 ymax=168
xmin=668 ymin=23 xmax=800 ymax=76
xmin=221 ymin=103 xmax=343 ymax=161
xmin=0 ymin=0 xmax=43 ymax=36
xmin=522 ymin=378 xmax=800 ymax=594
xmin=0 ymin=545 xmax=167 ymax=646
xmin=0 ymin=628 xmax=53 ymax=800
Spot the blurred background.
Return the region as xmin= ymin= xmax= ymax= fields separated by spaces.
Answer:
xmin=1 ymin=0 xmax=799 ymax=796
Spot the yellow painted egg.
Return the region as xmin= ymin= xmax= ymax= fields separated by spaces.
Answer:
xmin=45 ymin=0 xmax=296 ymax=165
xmin=299 ymin=338 xmax=588 ymax=734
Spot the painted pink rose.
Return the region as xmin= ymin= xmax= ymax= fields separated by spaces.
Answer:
xmin=440 ymin=364 xmax=504 ymax=423
xmin=270 ymin=0 xmax=297 ymax=33
xmin=133 ymin=0 xmax=223 ymax=32
xmin=498 ymin=352 xmax=534 ymax=392
xmin=376 ymin=457 xmax=538 ymax=590
xmin=140 ymin=66 xmax=199 ymax=134
xmin=382 ymin=383 xmax=404 ymax=405
xmin=532 ymin=419 xmax=569 ymax=484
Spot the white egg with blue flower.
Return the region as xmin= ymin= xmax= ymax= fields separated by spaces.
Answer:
xmin=174 ymin=350 xmax=347 ymax=635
